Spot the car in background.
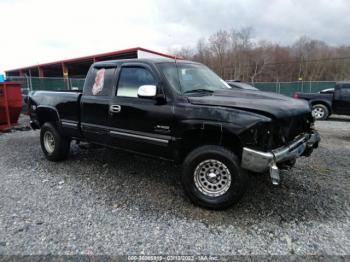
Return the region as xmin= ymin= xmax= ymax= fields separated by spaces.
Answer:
xmin=294 ymin=81 xmax=350 ymax=120
xmin=225 ymin=80 xmax=259 ymax=91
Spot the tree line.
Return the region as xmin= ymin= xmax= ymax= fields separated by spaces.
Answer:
xmin=171 ymin=27 xmax=350 ymax=83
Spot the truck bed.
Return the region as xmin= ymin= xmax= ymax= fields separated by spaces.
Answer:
xmin=296 ymin=92 xmax=333 ymax=102
xmin=28 ymin=90 xmax=82 ymax=137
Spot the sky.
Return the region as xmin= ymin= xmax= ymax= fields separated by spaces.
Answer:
xmin=0 ymin=0 xmax=349 ymax=70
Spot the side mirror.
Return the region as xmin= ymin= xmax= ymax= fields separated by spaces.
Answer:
xmin=137 ymin=85 xmax=157 ymax=98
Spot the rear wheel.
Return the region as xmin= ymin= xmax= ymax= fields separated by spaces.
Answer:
xmin=312 ymin=104 xmax=329 ymax=120
xmin=40 ymin=122 xmax=70 ymax=161
xmin=182 ymin=145 xmax=248 ymax=210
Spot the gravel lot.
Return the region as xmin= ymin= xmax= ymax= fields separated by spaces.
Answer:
xmin=0 ymin=115 xmax=350 ymax=256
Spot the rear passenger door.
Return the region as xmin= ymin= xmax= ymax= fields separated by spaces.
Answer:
xmin=80 ymin=66 xmax=116 ymax=144
xmin=107 ymin=63 xmax=174 ymax=159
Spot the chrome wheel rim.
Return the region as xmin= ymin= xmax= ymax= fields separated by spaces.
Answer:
xmin=312 ymin=107 xmax=325 ymax=119
xmin=44 ymin=131 xmax=55 ymax=154
xmin=194 ymin=159 xmax=232 ymax=197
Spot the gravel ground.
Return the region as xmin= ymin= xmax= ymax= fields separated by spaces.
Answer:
xmin=0 ymin=115 xmax=350 ymax=256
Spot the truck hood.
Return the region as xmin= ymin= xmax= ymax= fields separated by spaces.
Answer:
xmin=188 ymin=89 xmax=311 ymax=119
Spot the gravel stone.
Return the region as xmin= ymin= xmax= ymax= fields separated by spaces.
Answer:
xmin=0 ymin=115 xmax=349 ymax=255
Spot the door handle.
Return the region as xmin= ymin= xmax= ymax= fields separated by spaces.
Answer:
xmin=109 ymin=105 xmax=121 ymax=113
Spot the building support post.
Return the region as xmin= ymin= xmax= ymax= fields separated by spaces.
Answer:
xmin=38 ymin=67 xmax=44 ymax=78
xmin=62 ymin=63 xmax=69 ymax=90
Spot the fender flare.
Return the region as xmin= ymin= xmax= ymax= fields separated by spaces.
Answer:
xmin=309 ymin=99 xmax=332 ymax=114
xmin=35 ymin=105 xmax=61 ymax=127
xmin=176 ymin=120 xmax=244 ymax=161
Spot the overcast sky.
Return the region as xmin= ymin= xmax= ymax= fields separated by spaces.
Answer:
xmin=1 ymin=0 xmax=349 ymax=70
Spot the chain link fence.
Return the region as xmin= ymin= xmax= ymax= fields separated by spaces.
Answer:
xmin=8 ymin=76 xmax=336 ymax=96
xmin=7 ymin=76 xmax=85 ymax=112
xmin=252 ymin=81 xmax=336 ymax=96
xmin=6 ymin=76 xmax=337 ymax=112
xmin=8 ymin=76 xmax=85 ymax=93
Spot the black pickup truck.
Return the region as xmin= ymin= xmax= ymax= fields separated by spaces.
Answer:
xmin=28 ymin=58 xmax=320 ymax=209
xmin=294 ymin=81 xmax=350 ymax=120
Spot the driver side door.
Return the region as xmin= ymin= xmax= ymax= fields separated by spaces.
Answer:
xmin=106 ymin=63 xmax=175 ymax=159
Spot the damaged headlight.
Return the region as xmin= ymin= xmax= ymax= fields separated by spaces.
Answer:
xmin=247 ymin=127 xmax=259 ymax=145
xmin=240 ymin=123 xmax=275 ymax=150
xmin=241 ymin=114 xmax=315 ymax=151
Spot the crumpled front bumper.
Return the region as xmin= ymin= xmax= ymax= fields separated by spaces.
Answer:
xmin=241 ymin=131 xmax=320 ymax=174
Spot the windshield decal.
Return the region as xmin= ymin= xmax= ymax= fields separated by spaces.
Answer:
xmin=92 ymin=68 xmax=105 ymax=95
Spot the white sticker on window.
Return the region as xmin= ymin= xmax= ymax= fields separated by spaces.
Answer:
xmin=92 ymin=68 xmax=105 ymax=95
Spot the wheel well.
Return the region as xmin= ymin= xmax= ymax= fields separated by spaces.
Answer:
xmin=310 ymin=101 xmax=331 ymax=113
xmin=177 ymin=128 xmax=243 ymax=163
xmin=36 ymin=108 xmax=60 ymax=127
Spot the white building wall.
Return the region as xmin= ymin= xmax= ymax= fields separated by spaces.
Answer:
xmin=137 ymin=50 xmax=173 ymax=60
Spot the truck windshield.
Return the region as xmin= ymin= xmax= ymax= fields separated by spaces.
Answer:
xmin=158 ymin=62 xmax=231 ymax=95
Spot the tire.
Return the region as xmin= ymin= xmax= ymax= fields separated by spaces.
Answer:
xmin=40 ymin=122 xmax=70 ymax=161
xmin=182 ymin=145 xmax=248 ymax=210
xmin=312 ymin=104 xmax=329 ymax=120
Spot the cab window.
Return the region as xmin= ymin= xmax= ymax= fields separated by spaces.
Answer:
xmin=85 ymin=68 xmax=115 ymax=96
xmin=117 ymin=67 xmax=155 ymax=98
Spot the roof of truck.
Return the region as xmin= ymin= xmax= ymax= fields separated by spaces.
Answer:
xmin=92 ymin=58 xmax=198 ymax=67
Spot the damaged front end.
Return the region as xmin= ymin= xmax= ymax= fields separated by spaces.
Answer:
xmin=239 ymin=113 xmax=320 ymax=185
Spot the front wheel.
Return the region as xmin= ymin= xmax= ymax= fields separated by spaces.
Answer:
xmin=312 ymin=104 xmax=329 ymax=120
xmin=40 ymin=122 xmax=70 ymax=161
xmin=182 ymin=145 xmax=248 ymax=210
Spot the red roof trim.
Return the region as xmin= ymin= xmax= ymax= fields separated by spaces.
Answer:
xmin=6 ymin=47 xmax=176 ymax=72
xmin=137 ymin=47 xmax=177 ymax=59
xmin=0 ymin=82 xmax=22 ymax=85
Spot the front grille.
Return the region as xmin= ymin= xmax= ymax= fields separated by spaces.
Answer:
xmin=240 ymin=113 xmax=313 ymax=151
xmin=252 ymin=114 xmax=312 ymax=150
xmin=278 ymin=114 xmax=312 ymax=142
xmin=269 ymin=113 xmax=312 ymax=149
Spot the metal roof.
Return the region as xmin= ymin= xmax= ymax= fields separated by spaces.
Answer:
xmin=6 ymin=47 xmax=177 ymax=72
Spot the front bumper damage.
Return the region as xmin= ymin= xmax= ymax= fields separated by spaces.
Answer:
xmin=241 ymin=131 xmax=320 ymax=185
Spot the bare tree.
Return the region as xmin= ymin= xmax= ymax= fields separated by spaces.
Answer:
xmin=248 ymin=42 xmax=272 ymax=84
xmin=208 ymin=30 xmax=231 ymax=76
xmin=170 ymin=28 xmax=350 ymax=82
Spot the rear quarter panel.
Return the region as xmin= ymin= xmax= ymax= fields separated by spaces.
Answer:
xmin=297 ymin=93 xmax=333 ymax=112
xmin=29 ymin=91 xmax=82 ymax=138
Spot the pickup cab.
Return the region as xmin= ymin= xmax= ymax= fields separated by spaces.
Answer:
xmin=294 ymin=81 xmax=350 ymax=120
xmin=28 ymin=58 xmax=320 ymax=209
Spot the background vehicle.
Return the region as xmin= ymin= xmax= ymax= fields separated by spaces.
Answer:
xmin=28 ymin=59 xmax=320 ymax=210
xmin=294 ymin=81 xmax=350 ymax=120
xmin=225 ymin=80 xmax=259 ymax=90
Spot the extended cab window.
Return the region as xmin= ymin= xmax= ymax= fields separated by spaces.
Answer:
xmin=117 ymin=67 xmax=155 ymax=98
xmin=341 ymin=84 xmax=350 ymax=95
xmin=85 ymin=68 xmax=115 ymax=96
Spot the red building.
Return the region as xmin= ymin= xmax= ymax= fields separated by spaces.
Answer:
xmin=6 ymin=47 xmax=176 ymax=79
